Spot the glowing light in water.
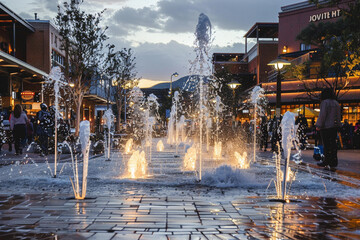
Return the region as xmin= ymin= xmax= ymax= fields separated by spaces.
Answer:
xmin=183 ymin=146 xmax=197 ymax=171
xmin=234 ymin=151 xmax=249 ymax=169
xmin=127 ymin=150 xmax=147 ymax=179
xmin=213 ymin=142 xmax=222 ymax=159
xmin=157 ymin=140 xmax=164 ymax=152
xmin=125 ymin=139 xmax=134 ymax=154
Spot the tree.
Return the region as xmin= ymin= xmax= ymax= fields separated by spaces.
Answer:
xmin=105 ymin=45 xmax=138 ymax=131
xmin=293 ymin=0 xmax=360 ymax=99
xmin=55 ymin=0 xmax=108 ymax=135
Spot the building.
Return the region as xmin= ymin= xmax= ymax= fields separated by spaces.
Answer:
xmin=212 ymin=23 xmax=279 ymax=122
xmin=263 ymin=0 xmax=360 ymax=125
xmin=0 ymin=3 xmax=48 ymax=116
xmin=0 ymin=2 xmax=112 ymax=132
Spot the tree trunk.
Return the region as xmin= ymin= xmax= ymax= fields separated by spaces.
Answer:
xmin=75 ymin=93 xmax=84 ymax=136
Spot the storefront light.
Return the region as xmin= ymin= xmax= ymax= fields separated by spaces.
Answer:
xmin=314 ymin=108 xmax=320 ymax=112
xmin=343 ymin=106 xmax=349 ymax=109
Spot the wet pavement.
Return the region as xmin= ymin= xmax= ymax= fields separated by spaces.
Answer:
xmin=1 ymin=144 xmax=360 ymax=239
xmin=0 ymin=193 xmax=359 ymax=239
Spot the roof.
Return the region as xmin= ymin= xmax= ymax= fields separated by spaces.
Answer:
xmin=244 ymin=22 xmax=278 ymax=39
xmin=0 ymin=2 xmax=35 ymax=32
xmin=0 ymin=50 xmax=48 ymax=82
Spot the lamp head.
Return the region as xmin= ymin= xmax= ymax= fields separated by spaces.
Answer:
xmin=268 ymin=58 xmax=291 ymax=70
xmin=172 ymin=72 xmax=179 ymax=77
xmin=227 ymin=80 xmax=241 ymax=90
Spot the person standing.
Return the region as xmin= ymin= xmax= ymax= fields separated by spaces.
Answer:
xmin=10 ymin=104 xmax=28 ymax=155
xmin=316 ymin=89 xmax=341 ymax=168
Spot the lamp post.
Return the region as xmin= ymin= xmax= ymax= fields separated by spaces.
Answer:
xmin=267 ymin=59 xmax=291 ymax=119
xmin=169 ymin=72 xmax=179 ymax=96
xmin=227 ymin=80 xmax=241 ymax=128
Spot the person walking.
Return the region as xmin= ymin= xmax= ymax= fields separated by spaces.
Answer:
xmin=10 ymin=104 xmax=28 ymax=155
xmin=36 ymin=103 xmax=52 ymax=156
xmin=316 ymin=88 xmax=341 ymax=168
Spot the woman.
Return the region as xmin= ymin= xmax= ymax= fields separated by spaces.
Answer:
xmin=10 ymin=104 xmax=28 ymax=155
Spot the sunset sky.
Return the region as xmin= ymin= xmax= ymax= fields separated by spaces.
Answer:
xmin=3 ymin=0 xmax=299 ymax=87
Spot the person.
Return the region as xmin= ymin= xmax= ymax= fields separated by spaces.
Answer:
xmin=10 ymin=104 xmax=28 ymax=155
xmin=316 ymin=88 xmax=341 ymax=168
xmin=27 ymin=117 xmax=35 ymax=144
xmin=354 ymin=120 xmax=360 ymax=149
xmin=36 ymin=103 xmax=52 ymax=156
xmin=340 ymin=119 xmax=351 ymax=149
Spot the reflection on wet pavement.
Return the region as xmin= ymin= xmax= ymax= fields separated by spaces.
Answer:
xmin=0 ymin=194 xmax=359 ymax=239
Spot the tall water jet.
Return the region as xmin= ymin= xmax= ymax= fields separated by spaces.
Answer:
xmin=177 ymin=115 xmax=186 ymax=143
xmin=250 ymin=86 xmax=265 ymax=164
xmin=213 ymin=141 xmax=222 ymax=160
xmin=190 ymin=13 xmax=212 ymax=181
xmin=144 ymin=93 xmax=159 ymax=167
xmin=279 ymin=111 xmax=298 ymax=201
xmin=127 ymin=87 xmax=146 ymax=145
xmin=70 ymin=120 xmax=91 ymax=199
xmin=48 ymin=66 xmax=63 ymax=178
xmin=102 ymin=108 xmax=114 ymax=161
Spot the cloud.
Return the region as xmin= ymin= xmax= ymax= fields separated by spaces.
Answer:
xmin=128 ymin=40 xmax=245 ymax=82
xmin=111 ymin=7 xmax=163 ymax=30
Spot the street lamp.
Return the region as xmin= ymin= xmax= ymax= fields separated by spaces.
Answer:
xmin=169 ymin=72 xmax=179 ymax=96
xmin=227 ymin=80 xmax=241 ymax=128
xmin=267 ymin=58 xmax=291 ymax=119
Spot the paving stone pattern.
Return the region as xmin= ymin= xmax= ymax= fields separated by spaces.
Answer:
xmin=0 ymin=194 xmax=359 ymax=239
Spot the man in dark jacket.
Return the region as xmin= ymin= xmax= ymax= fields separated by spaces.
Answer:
xmin=316 ymin=89 xmax=341 ymax=168
xmin=36 ymin=103 xmax=52 ymax=156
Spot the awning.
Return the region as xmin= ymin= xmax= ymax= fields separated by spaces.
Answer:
xmin=0 ymin=50 xmax=48 ymax=82
xmin=84 ymin=94 xmax=114 ymax=105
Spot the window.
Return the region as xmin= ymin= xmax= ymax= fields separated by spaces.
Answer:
xmin=300 ymin=43 xmax=311 ymax=51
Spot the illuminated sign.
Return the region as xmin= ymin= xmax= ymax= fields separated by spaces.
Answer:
xmin=309 ymin=9 xmax=341 ymax=22
xmin=21 ymin=91 xmax=35 ymax=101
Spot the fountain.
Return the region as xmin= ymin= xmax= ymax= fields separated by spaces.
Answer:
xmin=279 ymin=111 xmax=298 ymax=201
xmin=234 ymin=151 xmax=249 ymax=169
xmin=187 ymin=13 xmax=213 ymax=181
xmin=250 ymin=86 xmax=266 ymax=164
xmin=102 ymin=108 xmax=114 ymax=161
xmin=126 ymin=150 xmax=147 ymax=179
xmin=124 ymin=138 xmax=134 ymax=154
xmin=156 ymin=140 xmax=164 ymax=152
xmin=70 ymin=120 xmax=91 ymax=199
xmin=183 ymin=145 xmax=197 ymax=171
xmin=48 ymin=66 xmax=63 ymax=178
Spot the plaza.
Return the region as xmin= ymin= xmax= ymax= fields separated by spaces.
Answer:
xmin=0 ymin=139 xmax=360 ymax=239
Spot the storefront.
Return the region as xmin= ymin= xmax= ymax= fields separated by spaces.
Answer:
xmin=0 ymin=50 xmax=48 ymax=116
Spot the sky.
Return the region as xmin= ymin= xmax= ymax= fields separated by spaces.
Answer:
xmin=4 ymin=0 xmax=300 ymax=87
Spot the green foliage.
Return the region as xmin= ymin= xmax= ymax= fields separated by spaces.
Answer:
xmin=105 ymin=46 xmax=137 ymax=130
xmin=54 ymin=0 xmax=108 ymax=134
